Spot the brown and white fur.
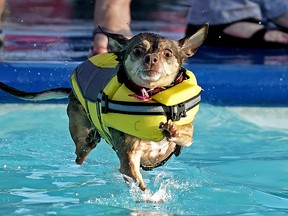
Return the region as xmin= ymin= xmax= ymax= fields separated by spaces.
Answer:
xmin=0 ymin=25 xmax=208 ymax=190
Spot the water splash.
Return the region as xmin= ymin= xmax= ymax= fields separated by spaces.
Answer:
xmin=87 ymin=172 xmax=190 ymax=207
xmin=127 ymin=172 xmax=188 ymax=203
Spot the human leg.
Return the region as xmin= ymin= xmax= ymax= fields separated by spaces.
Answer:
xmin=0 ymin=0 xmax=5 ymax=47
xmin=92 ymin=0 xmax=132 ymax=55
xmin=220 ymin=0 xmax=288 ymax=45
xmin=0 ymin=0 xmax=4 ymax=25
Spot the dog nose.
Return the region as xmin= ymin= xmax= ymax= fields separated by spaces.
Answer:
xmin=144 ymin=54 xmax=158 ymax=64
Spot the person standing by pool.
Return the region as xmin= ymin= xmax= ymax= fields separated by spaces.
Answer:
xmin=3 ymin=0 xmax=287 ymax=51
xmin=0 ymin=0 xmax=132 ymax=53
xmin=185 ymin=0 xmax=288 ymax=48
xmin=0 ymin=0 xmax=5 ymax=48
xmin=92 ymin=0 xmax=288 ymax=51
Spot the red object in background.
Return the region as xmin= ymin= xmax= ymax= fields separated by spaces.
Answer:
xmin=6 ymin=0 xmax=73 ymax=24
xmin=3 ymin=35 xmax=66 ymax=52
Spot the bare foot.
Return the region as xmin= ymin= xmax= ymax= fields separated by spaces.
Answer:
xmin=264 ymin=30 xmax=288 ymax=43
xmin=223 ymin=21 xmax=288 ymax=44
xmin=93 ymin=33 xmax=109 ymax=54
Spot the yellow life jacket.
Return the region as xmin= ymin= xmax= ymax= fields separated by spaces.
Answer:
xmin=70 ymin=53 xmax=201 ymax=146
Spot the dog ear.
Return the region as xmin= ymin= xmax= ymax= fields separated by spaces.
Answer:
xmin=178 ymin=23 xmax=209 ymax=57
xmin=98 ymin=26 xmax=129 ymax=53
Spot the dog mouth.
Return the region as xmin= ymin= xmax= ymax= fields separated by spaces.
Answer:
xmin=139 ymin=70 xmax=161 ymax=81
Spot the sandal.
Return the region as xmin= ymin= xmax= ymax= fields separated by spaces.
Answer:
xmin=89 ymin=27 xmax=133 ymax=56
xmin=186 ymin=18 xmax=288 ymax=48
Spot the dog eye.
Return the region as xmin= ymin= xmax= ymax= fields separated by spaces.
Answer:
xmin=163 ymin=49 xmax=172 ymax=58
xmin=133 ymin=47 xmax=144 ymax=56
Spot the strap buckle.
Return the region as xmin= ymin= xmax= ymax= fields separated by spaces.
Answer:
xmin=98 ymin=91 xmax=109 ymax=114
xmin=170 ymin=102 xmax=187 ymax=121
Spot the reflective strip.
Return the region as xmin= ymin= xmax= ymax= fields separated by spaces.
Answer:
xmin=180 ymin=94 xmax=201 ymax=112
xmin=98 ymin=92 xmax=201 ymax=116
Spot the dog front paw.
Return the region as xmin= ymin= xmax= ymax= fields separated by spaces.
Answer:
xmin=159 ymin=120 xmax=179 ymax=139
xmin=86 ymin=129 xmax=101 ymax=147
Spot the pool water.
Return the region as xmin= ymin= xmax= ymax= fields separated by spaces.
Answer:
xmin=1 ymin=103 xmax=287 ymax=215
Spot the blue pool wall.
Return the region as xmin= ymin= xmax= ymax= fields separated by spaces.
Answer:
xmin=0 ymin=60 xmax=287 ymax=106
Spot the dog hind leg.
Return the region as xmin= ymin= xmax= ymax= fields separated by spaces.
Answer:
xmin=110 ymin=129 xmax=147 ymax=190
xmin=120 ymin=152 xmax=147 ymax=191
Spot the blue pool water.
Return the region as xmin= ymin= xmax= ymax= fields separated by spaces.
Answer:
xmin=1 ymin=1 xmax=288 ymax=215
xmin=1 ymin=103 xmax=288 ymax=215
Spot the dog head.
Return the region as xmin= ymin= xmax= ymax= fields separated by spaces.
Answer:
xmin=100 ymin=24 xmax=208 ymax=89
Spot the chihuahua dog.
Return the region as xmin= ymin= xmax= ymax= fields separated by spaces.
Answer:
xmin=0 ymin=25 xmax=208 ymax=190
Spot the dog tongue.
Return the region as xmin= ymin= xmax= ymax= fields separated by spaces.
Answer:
xmin=129 ymin=88 xmax=152 ymax=101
